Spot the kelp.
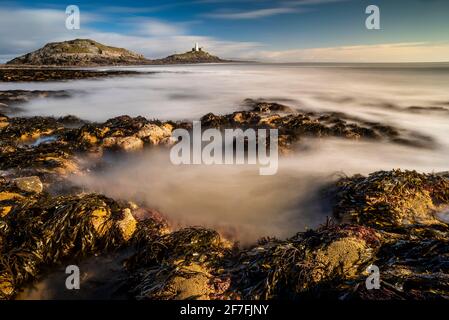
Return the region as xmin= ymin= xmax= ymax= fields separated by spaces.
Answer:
xmin=0 ymin=188 xmax=134 ymax=299
xmin=125 ymin=227 xmax=233 ymax=300
xmin=198 ymin=100 xmax=435 ymax=151
xmin=225 ymin=223 xmax=380 ymax=300
xmin=333 ymin=169 xmax=449 ymax=229
xmin=1 ymin=101 xmax=449 ymax=300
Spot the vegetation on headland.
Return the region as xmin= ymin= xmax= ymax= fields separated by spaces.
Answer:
xmin=0 ymin=97 xmax=448 ymax=300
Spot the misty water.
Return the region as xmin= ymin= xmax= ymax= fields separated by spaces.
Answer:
xmin=3 ymin=62 xmax=449 ymax=242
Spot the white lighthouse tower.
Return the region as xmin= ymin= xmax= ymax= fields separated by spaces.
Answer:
xmin=192 ymin=42 xmax=202 ymax=52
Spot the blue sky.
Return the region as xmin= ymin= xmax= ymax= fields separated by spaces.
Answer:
xmin=1 ymin=0 xmax=449 ymax=62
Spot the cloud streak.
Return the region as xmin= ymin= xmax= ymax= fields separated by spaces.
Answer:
xmin=245 ymin=42 xmax=449 ymax=62
xmin=204 ymin=7 xmax=301 ymax=19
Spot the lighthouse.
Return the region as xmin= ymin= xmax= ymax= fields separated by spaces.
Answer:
xmin=192 ymin=42 xmax=202 ymax=52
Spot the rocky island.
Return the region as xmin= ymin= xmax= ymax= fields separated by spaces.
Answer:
xmin=6 ymin=39 xmax=150 ymax=66
xmin=5 ymin=39 xmax=229 ymax=67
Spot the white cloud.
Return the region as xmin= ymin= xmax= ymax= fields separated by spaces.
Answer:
xmin=1 ymin=7 xmax=448 ymax=63
xmin=204 ymin=7 xmax=300 ymax=19
xmin=243 ymin=42 xmax=449 ymax=62
xmin=138 ymin=19 xmax=186 ymax=36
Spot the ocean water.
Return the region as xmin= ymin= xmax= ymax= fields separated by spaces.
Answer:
xmin=2 ymin=63 xmax=449 ymax=241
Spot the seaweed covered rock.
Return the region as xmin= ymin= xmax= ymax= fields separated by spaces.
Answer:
xmin=228 ymin=224 xmax=380 ymax=299
xmin=76 ymin=116 xmax=174 ymax=150
xmin=198 ymin=101 xmax=434 ymax=152
xmin=12 ymin=176 xmax=43 ymax=194
xmin=126 ymin=227 xmax=233 ymax=300
xmin=0 ymin=190 xmax=140 ymax=299
xmin=333 ymin=170 xmax=449 ymax=229
xmin=0 ymin=115 xmax=82 ymax=178
xmin=335 ymin=223 xmax=449 ymax=300
xmin=0 ymin=68 xmax=141 ymax=82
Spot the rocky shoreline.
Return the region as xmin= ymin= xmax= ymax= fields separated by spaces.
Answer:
xmin=1 ymin=97 xmax=449 ymax=300
xmin=0 ymin=67 xmax=148 ymax=82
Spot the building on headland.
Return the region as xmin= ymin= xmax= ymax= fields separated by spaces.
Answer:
xmin=192 ymin=42 xmax=202 ymax=52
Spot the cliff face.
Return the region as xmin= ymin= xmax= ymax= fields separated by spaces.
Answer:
xmin=6 ymin=39 xmax=151 ymax=66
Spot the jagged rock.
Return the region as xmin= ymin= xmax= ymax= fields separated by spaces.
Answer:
xmin=333 ymin=170 xmax=449 ymax=228
xmin=228 ymin=225 xmax=380 ymax=299
xmin=117 ymin=208 xmax=137 ymax=241
xmin=116 ymin=136 xmax=144 ymax=152
xmin=136 ymin=123 xmax=172 ymax=145
xmin=102 ymin=136 xmax=118 ymax=148
xmin=13 ymin=176 xmax=43 ymax=194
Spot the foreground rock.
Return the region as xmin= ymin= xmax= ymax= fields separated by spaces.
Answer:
xmin=119 ymin=170 xmax=449 ymax=300
xmin=12 ymin=176 xmax=43 ymax=194
xmin=0 ymin=175 xmax=147 ymax=298
xmin=0 ymin=113 xmax=175 ymax=182
xmin=1 ymin=101 xmax=448 ymax=300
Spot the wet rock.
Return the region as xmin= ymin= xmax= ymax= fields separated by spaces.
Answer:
xmin=116 ymin=136 xmax=143 ymax=152
xmin=79 ymin=131 xmax=98 ymax=145
xmin=90 ymin=206 xmax=113 ymax=237
xmin=0 ymin=193 xmax=132 ymax=299
xmin=135 ymin=263 xmax=214 ymax=300
xmin=13 ymin=176 xmax=43 ymax=194
xmin=0 ymin=68 xmax=142 ymax=82
xmin=0 ymin=206 xmax=12 ymax=218
xmin=0 ymin=191 xmax=25 ymax=202
xmin=102 ymin=136 xmax=118 ymax=148
xmin=0 ymin=278 xmax=13 ymax=297
xmin=136 ymin=123 xmax=172 ymax=145
xmin=333 ymin=170 xmax=449 ymax=229
xmin=196 ymin=100 xmax=433 ymax=151
xmin=228 ymin=224 xmax=380 ymax=299
xmin=116 ymin=208 xmax=137 ymax=241
xmin=246 ymin=100 xmax=296 ymax=114
xmin=126 ymin=227 xmax=232 ymax=300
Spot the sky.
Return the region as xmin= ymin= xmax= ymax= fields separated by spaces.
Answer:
xmin=0 ymin=0 xmax=448 ymax=62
